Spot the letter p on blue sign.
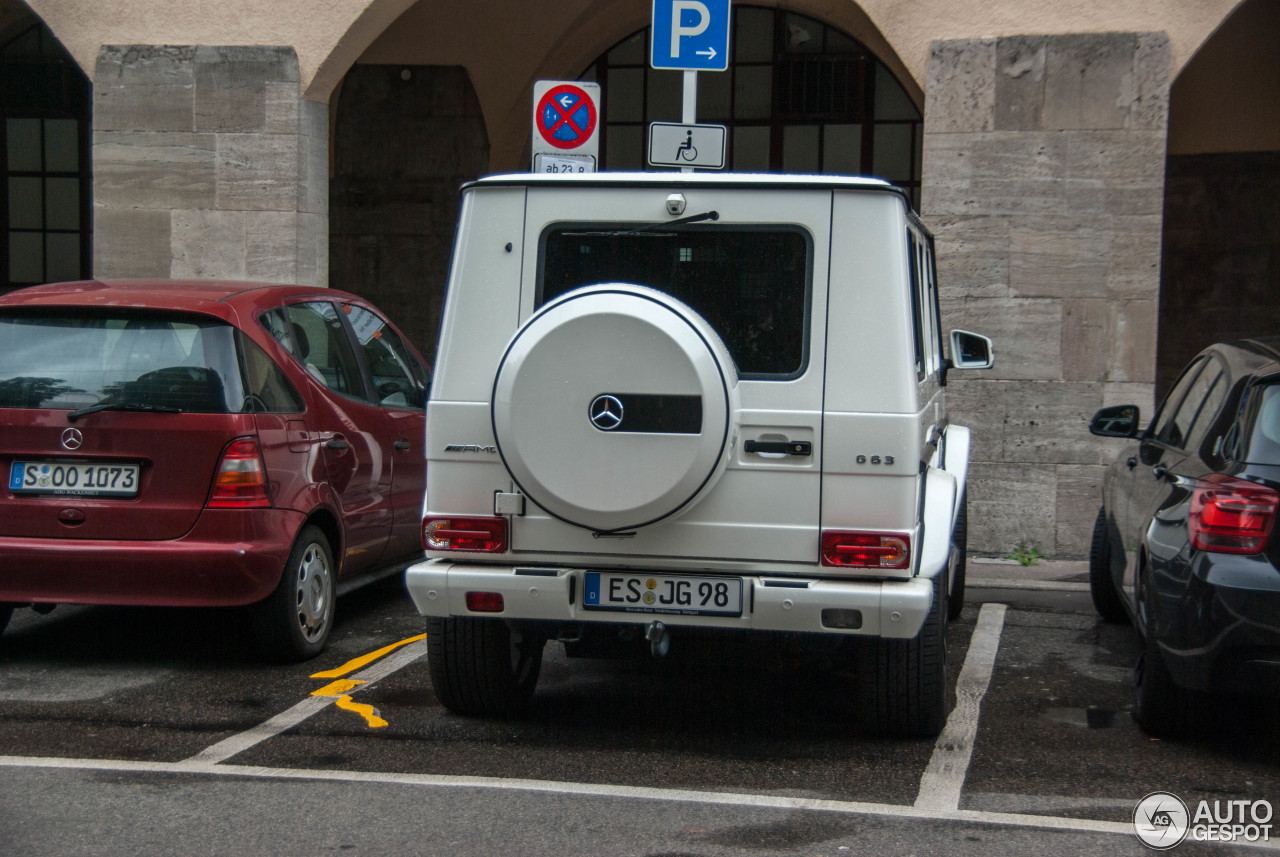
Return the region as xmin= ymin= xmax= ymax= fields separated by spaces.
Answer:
xmin=651 ymin=0 xmax=731 ymax=71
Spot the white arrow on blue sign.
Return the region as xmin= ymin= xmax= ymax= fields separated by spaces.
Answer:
xmin=651 ymin=0 xmax=731 ymax=72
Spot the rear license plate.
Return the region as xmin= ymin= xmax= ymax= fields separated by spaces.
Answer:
xmin=583 ymin=572 xmax=743 ymax=617
xmin=9 ymin=461 xmax=140 ymax=497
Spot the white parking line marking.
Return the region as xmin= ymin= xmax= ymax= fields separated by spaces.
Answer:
xmin=0 ymin=754 xmax=1141 ymax=839
xmin=181 ymin=640 xmax=426 ymax=766
xmin=915 ymin=602 xmax=1008 ymax=812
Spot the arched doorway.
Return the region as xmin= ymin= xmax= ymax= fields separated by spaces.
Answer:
xmin=329 ymin=65 xmax=489 ymax=359
xmin=582 ymin=7 xmax=922 ymax=206
xmin=1158 ymin=0 xmax=1280 ymax=396
xmin=1 ymin=20 xmax=90 ymax=294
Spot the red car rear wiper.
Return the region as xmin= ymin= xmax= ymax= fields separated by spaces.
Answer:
xmin=67 ymin=401 xmax=183 ymax=422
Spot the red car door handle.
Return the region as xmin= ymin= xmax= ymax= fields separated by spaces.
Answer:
xmin=325 ymin=437 xmax=350 ymax=451
xmin=394 ymin=439 xmax=411 ymax=451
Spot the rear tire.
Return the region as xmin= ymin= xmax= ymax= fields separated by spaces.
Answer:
xmin=948 ymin=493 xmax=968 ymax=621
xmin=252 ymin=525 xmax=335 ymax=663
xmin=1089 ymin=507 xmax=1128 ymax=623
xmin=0 ymin=603 xmax=12 ymax=636
xmin=1133 ymin=565 xmax=1205 ymax=739
xmin=426 ymin=616 xmax=545 ymax=716
xmin=856 ymin=573 xmax=949 ymax=738
xmin=1134 ymin=624 xmax=1205 ymax=739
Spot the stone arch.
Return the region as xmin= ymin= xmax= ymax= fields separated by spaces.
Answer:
xmin=494 ymin=0 xmax=918 ymax=171
xmin=302 ymin=0 xmax=419 ymax=102
xmin=1158 ymin=0 xmax=1280 ymax=395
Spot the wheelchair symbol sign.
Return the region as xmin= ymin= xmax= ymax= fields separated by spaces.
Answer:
xmin=536 ymin=84 xmax=598 ymax=150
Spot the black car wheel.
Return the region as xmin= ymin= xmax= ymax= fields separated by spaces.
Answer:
xmin=1132 ymin=565 xmax=1204 ymax=738
xmin=1089 ymin=507 xmax=1129 ymax=623
xmin=855 ymin=572 xmax=949 ymax=738
xmin=427 ymin=616 xmax=545 ymax=717
xmin=948 ymin=492 xmax=968 ymax=621
xmin=252 ymin=525 xmax=335 ymax=663
xmin=0 ymin=603 xmax=12 ymax=636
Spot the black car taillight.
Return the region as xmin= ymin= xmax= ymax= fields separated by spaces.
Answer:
xmin=1189 ymin=474 xmax=1278 ymax=555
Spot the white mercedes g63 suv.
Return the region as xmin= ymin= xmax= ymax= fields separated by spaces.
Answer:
xmin=406 ymin=173 xmax=993 ymax=737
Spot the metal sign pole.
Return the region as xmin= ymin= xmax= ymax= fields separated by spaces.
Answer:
xmin=682 ymin=70 xmax=697 ymax=173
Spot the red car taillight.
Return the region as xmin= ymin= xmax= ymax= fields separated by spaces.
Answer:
xmin=820 ymin=531 xmax=912 ymax=569
xmin=207 ymin=437 xmax=271 ymax=508
xmin=1190 ymin=474 xmax=1278 ymax=555
xmin=423 ymin=516 xmax=508 ymax=553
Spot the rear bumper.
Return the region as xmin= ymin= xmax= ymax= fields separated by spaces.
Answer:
xmin=0 ymin=508 xmax=303 ymax=607
xmin=405 ymin=560 xmax=936 ymax=639
xmin=1157 ymin=555 xmax=1280 ymax=697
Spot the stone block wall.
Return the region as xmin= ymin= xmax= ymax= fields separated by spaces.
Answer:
xmin=93 ymin=46 xmax=327 ymax=285
xmin=923 ymin=33 xmax=1170 ymax=556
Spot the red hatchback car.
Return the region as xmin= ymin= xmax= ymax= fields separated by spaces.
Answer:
xmin=0 ymin=280 xmax=431 ymax=660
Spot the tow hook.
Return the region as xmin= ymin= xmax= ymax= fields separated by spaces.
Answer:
xmin=645 ymin=620 xmax=670 ymax=658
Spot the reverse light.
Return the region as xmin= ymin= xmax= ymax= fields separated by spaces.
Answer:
xmin=207 ymin=437 xmax=271 ymax=508
xmin=821 ymin=531 xmax=911 ymax=569
xmin=1190 ymin=474 xmax=1278 ymax=555
xmin=423 ymin=516 xmax=508 ymax=553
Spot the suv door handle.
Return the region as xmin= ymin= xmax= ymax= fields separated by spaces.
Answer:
xmin=394 ymin=439 xmax=412 ymax=451
xmin=744 ymin=440 xmax=812 ymax=456
xmin=325 ymin=436 xmax=350 ymax=451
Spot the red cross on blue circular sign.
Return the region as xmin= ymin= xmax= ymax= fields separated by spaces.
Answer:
xmin=536 ymin=84 xmax=598 ymax=150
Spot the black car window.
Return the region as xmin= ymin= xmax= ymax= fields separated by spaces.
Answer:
xmin=1243 ymin=384 xmax=1280 ymax=466
xmin=1184 ymin=368 xmax=1227 ymax=456
xmin=1162 ymin=364 xmax=1220 ymax=451
xmin=1152 ymin=358 xmax=1207 ymax=448
xmin=540 ymin=224 xmax=811 ymax=379
xmin=339 ymin=302 xmax=430 ymax=409
xmin=283 ymin=302 xmax=365 ymax=398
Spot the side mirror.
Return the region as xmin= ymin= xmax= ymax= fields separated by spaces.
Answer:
xmin=1089 ymin=404 xmax=1141 ymax=438
xmin=948 ymin=330 xmax=994 ymax=370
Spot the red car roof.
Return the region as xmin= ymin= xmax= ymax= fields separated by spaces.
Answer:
xmin=0 ymin=279 xmax=355 ymax=312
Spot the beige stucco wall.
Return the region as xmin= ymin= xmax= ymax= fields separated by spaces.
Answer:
xmin=28 ymin=0 xmax=1245 ymax=103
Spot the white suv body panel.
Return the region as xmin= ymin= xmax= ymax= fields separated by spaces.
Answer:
xmin=408 ymin=172 xmax=984 ymax=638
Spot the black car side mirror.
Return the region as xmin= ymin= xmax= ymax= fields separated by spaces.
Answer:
xmin=1090 ymin=404 xmax=1141 ymax=438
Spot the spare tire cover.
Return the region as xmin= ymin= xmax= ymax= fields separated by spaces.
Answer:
xmin=492 ymin=284 xmax=739 ymax=533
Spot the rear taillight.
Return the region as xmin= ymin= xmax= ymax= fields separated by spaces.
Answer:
xmin=423 ymin=516 xmax=508 ymax=553
xmin=207 ymin=437 xmax=270 ymax=508
xmin=821 ymin=531 xmax=912 ymax=569
xmin=1190 ymin=474 xmax=1278 ymax=555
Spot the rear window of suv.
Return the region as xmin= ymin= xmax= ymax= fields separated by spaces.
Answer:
xmin=540 ymin=225 xmax=811 ymax=378
xmin=0 ymin=310 xmax=251 ymax=413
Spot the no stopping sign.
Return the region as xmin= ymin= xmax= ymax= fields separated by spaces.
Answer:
xmin=534 ymin=82 xmax=599 ymax=152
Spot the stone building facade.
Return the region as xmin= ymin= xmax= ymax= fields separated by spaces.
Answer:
xmin=1 ymin=0 xmax=1276 ymax=556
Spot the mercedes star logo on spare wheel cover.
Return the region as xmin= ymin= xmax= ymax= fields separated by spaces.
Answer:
xmin=61 ymin=427 xmax=84 ymax=450
xmin=589 ymin=394 xmax=624 ymax=431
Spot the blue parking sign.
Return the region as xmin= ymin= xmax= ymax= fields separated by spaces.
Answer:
xmin=651 ymin=0 xmax=731 ymax=71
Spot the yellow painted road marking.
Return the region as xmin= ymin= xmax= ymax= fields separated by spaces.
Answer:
xmin=310 ymin=633 xmax=427 ymax=680
xmin=311 ymin=679 xmax=366 ymax=697
xmin=307 ymin=634 xmax=427 ymax=729
xmin=334 ymin=696 xmax=388 ymax=728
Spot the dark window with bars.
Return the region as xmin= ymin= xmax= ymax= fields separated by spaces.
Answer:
xmin=1 ymin=24 xmax=91 ymax=294
xmin=580 ymin=7 xmax=922 ymax=207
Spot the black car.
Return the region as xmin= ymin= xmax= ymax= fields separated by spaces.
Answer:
xmin=1088 ymin=338 xmax=1280 ymax=737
